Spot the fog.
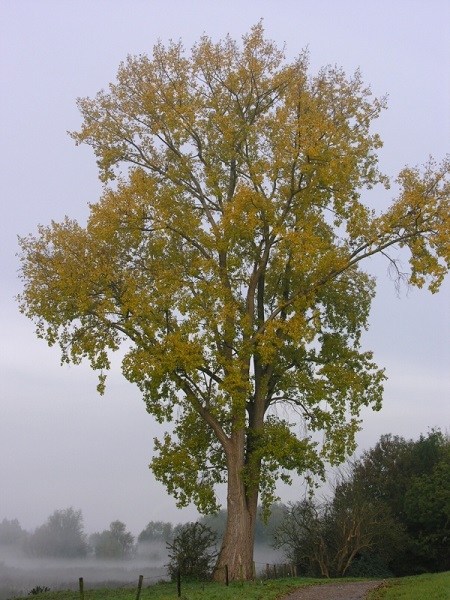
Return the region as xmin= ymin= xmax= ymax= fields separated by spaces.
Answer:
xmin=0 ymin=542 xmax=284 ymax=599
xmin=0 ymin=542 xmax=168 ymax=599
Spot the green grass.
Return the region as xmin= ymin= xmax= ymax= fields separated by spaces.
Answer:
xmin=7 ymin=577 xmax=347 ymax=600
xmin=368 ymin=571 xmax=450 ymax=600
xmin=12 ymin=572 xmax=450 ymax=600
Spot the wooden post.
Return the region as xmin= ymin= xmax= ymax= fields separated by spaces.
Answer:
xmin=225 ymin=564 xmax=229 ymax=586
xmin=266 ymin=563 xmax=270 ymax=579
xmin=78 ymin=577 xmax=84 ymax=600
xmin=177 ymin=570 xmax=181 ymax=597
xmin=292 ymin=563 xmax=297 ymax=577
xmin=135 ymin=574 xmax=144 ymax=600
xmin=273 ymin=564 xmax=277 ymax=579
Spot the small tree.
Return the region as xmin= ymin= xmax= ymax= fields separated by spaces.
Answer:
xmin=166 ymin=522 xmax=218 ymax=581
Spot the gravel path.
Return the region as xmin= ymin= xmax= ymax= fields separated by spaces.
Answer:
xmin=281 ymin=580 xmax=385 ymax=600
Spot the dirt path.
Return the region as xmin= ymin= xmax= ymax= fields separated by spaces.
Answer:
xmin=281 ymin=580 xmax=385 ymax=600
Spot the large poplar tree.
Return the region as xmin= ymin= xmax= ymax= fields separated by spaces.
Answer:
xmin=18 ymin=25 xmax=449 ymax=580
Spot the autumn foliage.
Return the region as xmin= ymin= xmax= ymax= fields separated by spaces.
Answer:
xmin=18 ymin=24 xmax=449 ymax=579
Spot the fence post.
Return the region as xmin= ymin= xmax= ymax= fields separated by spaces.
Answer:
xmin=266 ymin=563 xmax=270 ymax=579
xmin=135 ymin=574 xmax=144 ymax=600
xmin=225 ymin=564 xmax=229 ymax=587
xmin=78 ymin=577 xmax=84 ymax=600
xmin=273 ymin=564 xmax=277 ymax=579
xmin=177 ymin=570 xmax=181 ymax=598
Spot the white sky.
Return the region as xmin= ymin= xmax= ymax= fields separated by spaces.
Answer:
xmin=0 ymin=0 xmax=449 ymax=537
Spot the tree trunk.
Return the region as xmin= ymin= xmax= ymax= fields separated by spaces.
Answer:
xmin=213 ymin=440 xmax=258 ymax=581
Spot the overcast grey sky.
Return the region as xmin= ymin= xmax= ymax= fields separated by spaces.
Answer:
xmin=1 ymin=0 xmax=449 ymax=537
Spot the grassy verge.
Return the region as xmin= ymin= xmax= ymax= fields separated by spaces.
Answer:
xmin=368 ymin=571 xmax=450 ymax=600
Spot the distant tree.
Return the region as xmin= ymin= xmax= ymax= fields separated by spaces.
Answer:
xmin=91 ymin=520 xmax=135 ymax=559
xmin=110 ymin=520 xmax=135 ymax=557
xmin=198 ymin=510 xmax=227 ymax=540
xmin=0 ymin=518 xmax=27 ymax=546
xmin=18 ymin=23 xmax=450 ymax=580
xmin=254 ymin=502 xmax=288 ymax=545
xmin=138 ymin=520 xmax=174 ymax=544
xmin=166 ymin=522 xmax=218 ymax=581
xmin=89 ymin=531 xmax=114 ymax=558
xmin=25 ymin=508 xmax=87 ymax=558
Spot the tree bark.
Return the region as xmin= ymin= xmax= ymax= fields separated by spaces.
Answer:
xmin=213 ymin=437 xmax=258 ymax=581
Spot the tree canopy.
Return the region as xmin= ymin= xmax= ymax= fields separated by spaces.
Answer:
xmin=18 ymin=24 xmax=450 ymax=579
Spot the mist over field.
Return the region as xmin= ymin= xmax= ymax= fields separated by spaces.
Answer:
xmin=0 ymin=538 xmax=283 ymax=599
xmin=0 ymin=542 xmax=168 ymax=599
xmin=0 ymin=501 xmax=287 ymax=599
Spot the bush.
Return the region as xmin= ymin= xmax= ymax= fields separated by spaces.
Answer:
xmin=166 ymin=522 xmax=218 ymax=581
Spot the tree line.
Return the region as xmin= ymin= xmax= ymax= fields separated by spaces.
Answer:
xmin=0 ymin=510 xmax=136 ymax=560
xmin=2 ymin=430 xmax=448 ymax=577
xmin=0 ymin=505 xmax=286 ymax=563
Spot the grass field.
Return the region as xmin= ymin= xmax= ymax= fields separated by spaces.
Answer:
xmin=5 ymin=577 xmax=352 ymax=600
xmin=9 ymin=572 xmax=450 ymax=599
xmin=368 ymin=571 xmax=450 ymax=599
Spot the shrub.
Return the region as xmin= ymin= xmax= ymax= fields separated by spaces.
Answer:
xmin=166 ymin=522 xmax=218 ymax=581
